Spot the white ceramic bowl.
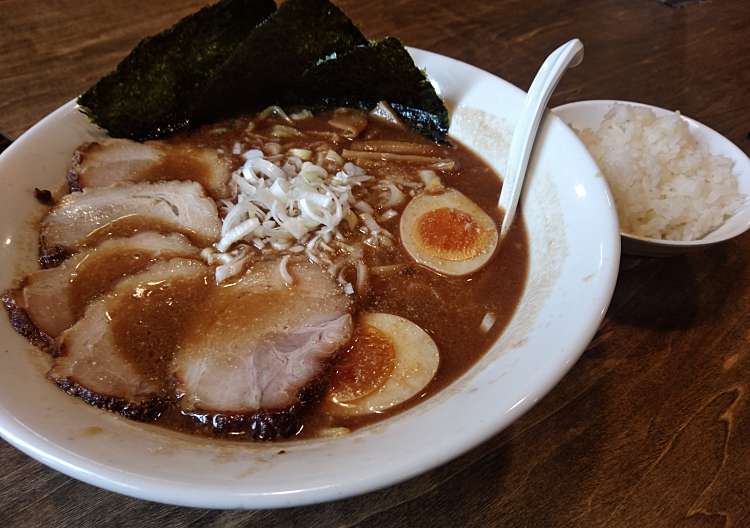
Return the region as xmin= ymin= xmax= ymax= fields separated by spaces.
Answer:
xmin=0 ymin=49 xmax=620 ymax=508
xmin=554 ymin=100 xmax=750 ymax=257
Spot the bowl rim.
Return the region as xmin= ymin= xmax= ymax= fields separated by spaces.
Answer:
xmin=0 ymin=47 xmax=621 ymax=509
xmin=553 ymin=99 xmax=750 ymax=248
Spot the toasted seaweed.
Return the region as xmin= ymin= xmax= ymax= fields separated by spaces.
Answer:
xmin=78 ymin=0 xmax=450 ymax=142
xmin=77 ymin=0 xmax=276 ymax=140
xmin=290 ymin=37 xmax=449 ymax=140
xmin=193 ymin=0 xmax=367 ymax=121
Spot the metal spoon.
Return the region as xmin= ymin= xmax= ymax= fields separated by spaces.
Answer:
xmin=498 ymin=39 xmax=584 ymax=238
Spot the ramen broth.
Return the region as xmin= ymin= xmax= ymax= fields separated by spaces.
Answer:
xmin=154 ymin=110 xmax=529 ymax=438
xmin=8 ymin=108 xmax=528 ymax=441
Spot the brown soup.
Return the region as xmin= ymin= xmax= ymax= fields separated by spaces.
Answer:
xmin=158 ymin=109 xmax=529 ymax=437
xmin=6 ymin=107 xmax=528 ymax=441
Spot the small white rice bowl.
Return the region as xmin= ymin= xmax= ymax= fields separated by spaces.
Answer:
xmin=576 ymin=103 xmax=744 ymax=241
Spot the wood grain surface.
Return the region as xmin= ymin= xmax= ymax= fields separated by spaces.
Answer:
xmin=2 ymin=1 xmax=750 ymax=526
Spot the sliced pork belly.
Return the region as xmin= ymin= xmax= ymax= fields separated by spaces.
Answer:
xmin=40 ymin=180 xmax=220 ymax=260
xmin=68 ymin=139 xmax=232 ymax=199
xmin=18 ymin=232 xmax=198 ymax=338
xmin=172 ymin=258 xmax=353 ymax=440
xmin=1 ymin=293 xmax=57 ymax=355
xmin=51 ymin=258 xmax=209 ymax=419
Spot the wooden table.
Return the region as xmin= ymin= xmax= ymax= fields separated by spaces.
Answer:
xmin=2 ymin=0 xmax=750 ymax=526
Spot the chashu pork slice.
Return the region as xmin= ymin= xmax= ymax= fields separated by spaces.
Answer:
xmin=171 ymin=258 xmax=353 ymax=440
xmin=17 ymin=232 xmax=198 ymax=338
xmin=68 ymin=139 xmax=232 ymax=199
xmin=40 ymin=180 xmax=220 ymax=262
xmin=51 ymin=258 xmax=209 ymax=419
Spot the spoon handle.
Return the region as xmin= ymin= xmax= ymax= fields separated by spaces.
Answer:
xmin=498 ymin=39 xmax=584 ymax=238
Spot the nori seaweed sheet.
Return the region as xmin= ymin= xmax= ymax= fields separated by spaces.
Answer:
xmin=78 ymin=0 xmax=450 ymax=142
xmin=77 ymin=0 xmax=276 ymax=140
xmin=290 ymin=37 xmax=449 ymax=141
xmin=193 ymin=0 xmax=367 ymax=121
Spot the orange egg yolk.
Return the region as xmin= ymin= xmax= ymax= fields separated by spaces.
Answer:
xmin=416 ymin=207 xmax=488 ymax=260
xmin=329 ymin=324 xmax=396 ymax=403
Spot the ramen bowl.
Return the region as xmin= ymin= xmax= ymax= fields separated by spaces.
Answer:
xmin=0 ymin=48 xmax=620 ymax=509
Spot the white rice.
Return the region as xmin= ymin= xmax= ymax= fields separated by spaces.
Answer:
xmin=576 ymin=104 xmax=743 ymax=240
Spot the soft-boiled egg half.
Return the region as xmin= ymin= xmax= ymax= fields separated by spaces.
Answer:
xmin=326 ymin=313 xmax=439 ymax=416
xmin=400 ymin=188 xmax=498 ymax=276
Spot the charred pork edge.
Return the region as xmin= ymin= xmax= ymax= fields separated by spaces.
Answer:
xmin=66 ymin=170 xmax=82 ymax=193
xmin=53 ymin=377 xmax=167 ymax=421
xmin=181 ymin=377 xmax=328 ymax=441
xmin=34 ymin=188 xmax=55 ymax=205
xmin=1 ymin=291 xmax=58 ymax=355
xmin=38 ymin=244 xmax=68 ymax=269
xmin=66 ymin=143 xmax=89 ymax=193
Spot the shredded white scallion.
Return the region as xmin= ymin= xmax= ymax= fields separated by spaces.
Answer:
xmin=290 ymin=109 xmax=314 ymax=121
xmin=419 ymin=169 xmax=444 ymax=193
xmin=279 ymin=255 xmax=293 ymax=285
xmin=360 ymin=212 xmax=382 ymax=234
xmin=252 ymin=158 xmax=286 ymax=180
xmin=354 ymin=200 xmax=374 ymax=215
xmin=381 ymin=180 xmax=405 ymax=208
xmin=325 ymin=149 xmax=344 ymax=165
xmin=379 ymin=209 xmax=399 ymax=222
xmin=242 ymin=149 xmax=264 ymax=160
xmin=208 ymin=244 xmax=252 ymax=284
xmin=216 ymin=217 xmax=260 ymax=252
xmin=212 ymin=148 xmax=379 ymax=283
xmin=215 ymin=255 xmax=250 ymax=284
xmin=287 ymin=148 xmax=312 ymax=161
xmin=210 ymin=138 xmax=425 ymax=284
xmin=355 ymin=260 xmax=368 ymax=295
xmin=480 ymin=312 xmax=496 ymax=333
xmin=264 ymin=142 xmax=282 ymax=155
